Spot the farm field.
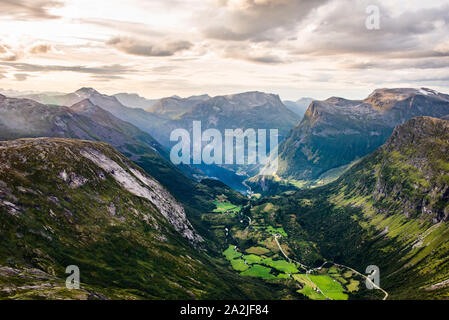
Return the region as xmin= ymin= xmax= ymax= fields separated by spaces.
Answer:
xmin=218 ymin=201 xmax=369 ymax=300
xmin=212 ymin=201 xmax=242 ymax=213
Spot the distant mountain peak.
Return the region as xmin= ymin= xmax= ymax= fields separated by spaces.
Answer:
xmin=324 ymin=96 xmax=357 ymax=106
xmin=75 ymin=87 xmax=100 ymax=97
xmin=225 ymin=91 xmax=276 ymax=98
xmin=219 ymin=91 xmax=283 ymax=108
xmin=365 ymin=87 xmax=447 ymax=111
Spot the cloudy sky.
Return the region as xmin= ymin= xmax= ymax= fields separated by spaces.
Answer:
xmin=1 ymin=0 xmax=449 ymax=100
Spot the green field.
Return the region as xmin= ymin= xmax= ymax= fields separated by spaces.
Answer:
xmin=230 ymin=259 xmax=249 ymax=271
xmin=293 ymin=274 xmax=348 ymax=300
xmin=244 ymin=254 xmax=263 ymax=264
xmin=261 ymin=258 xmax=299 ymax=274
xmin=213 ymin=201 xmax=242 ymax=213
xmin=223 ymin=245 xmax=242 ymax=260
xmin=266 ymin=226 xmax=288 ymax=237
xmin=241 ymin=265 xmax=276 ymax=279
xmin=308 ymin=275 xmax=348 ymax=300
xmin=293 ymin=274 xmax=326 ymax=300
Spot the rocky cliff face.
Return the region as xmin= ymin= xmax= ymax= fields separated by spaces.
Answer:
xmin=276 ymin=88 xmax=449 ymax=181
xmin=338 ymin=116 xmax=449 ymax=223
xmin=0 ymin=138 xmax=201 ymax=243
xmin=0 ymin=138 xmax=205 ymax=298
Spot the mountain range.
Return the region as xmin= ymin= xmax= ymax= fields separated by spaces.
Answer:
xmin=275 ymin=88 xmax=449 ymax=181
xmin=21 ymin=88 xmax=303 ymax=189
xmin=0 ymin=93 xmax=246 ymax=237
xmin=1 ymin=86 xmax=449 ymax=300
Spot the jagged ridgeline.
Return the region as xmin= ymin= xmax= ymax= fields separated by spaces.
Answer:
xmin=0 ymin=138 xmax=287 ymax=299
xmin=276 ymin=88 xmax=449 ymax=182
xmin=258 ymin=117 xmax=449 ymax=299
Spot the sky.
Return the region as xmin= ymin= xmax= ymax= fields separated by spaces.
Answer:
xmin=0 ymin=0 xmax=449 ymax=100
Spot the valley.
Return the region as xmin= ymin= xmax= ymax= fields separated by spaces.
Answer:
xmin=207 ymin=198 xmax=384 ymax=300
xmin=0 ymin=88 xmax=448 ymax=300
xmin=2 ymin=0 xmax=449 ymax=305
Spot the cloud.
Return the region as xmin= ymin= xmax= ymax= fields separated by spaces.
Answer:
xmin=0 ymin=0 xmax=63 ymax=20
xmin=293 ymin=0 xmax=449 ymax=59
xmin=152 ymin=65 xmax=179 ymax=73
xmin=341 ymin=58 xmax=449 ymax=70
xmin=223 ymin=46 xmax=286 ymax=64
xmin=28 ymin=43 xmax=54 ymax=54
xmin=200 ymin=0 xmax=330 ymax=41
xmin=78 ymin=18 xmax=164 ymax=38
xmin=14 ymin=73 xmax=29 ymax=81
xmin=0 ymin=62 xmax=134 ymax=75
xmin=0 ymin=43 xmax=20 ymax=61
xmin=0 ymin=42 xmax=55 ymax=62
xmin=107 ymin=37 xmax=193 ymax=57
xmin=90 ymin=74 xmax=126 ymax=81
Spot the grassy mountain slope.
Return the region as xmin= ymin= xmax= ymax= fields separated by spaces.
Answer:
xmin=0 ymin=138 xmax=286 ymax=299
xmin=257 ymin=117 xmax=449 ymax=299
